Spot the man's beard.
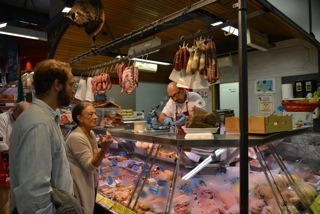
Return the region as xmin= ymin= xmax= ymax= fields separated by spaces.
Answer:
xmin=57 ymin=85 xmax=71 ymax=107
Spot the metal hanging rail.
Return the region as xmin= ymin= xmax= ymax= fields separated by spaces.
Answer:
xmin=79 ymin=10 xmax=265 ymax=74
xmin=67 ymin=0 xmax=219 ymax=64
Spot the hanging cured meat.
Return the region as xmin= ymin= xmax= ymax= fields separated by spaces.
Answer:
xmin=117 ymin=63 xmax=125 ymax=87
xmin=173 ymin=37 xmax=220 ymax=87
xmin=205 ymin=41 xmax=220 ymax=84
xmin=65 ymin=0 xmax=105 ymax=37
xmin=91 ymin=71 xmax=113 ymax=94
xmin=173 ymin=43 xmax=190 ymax=71
xmin=118 ymin=66 xmax=139 ymax=94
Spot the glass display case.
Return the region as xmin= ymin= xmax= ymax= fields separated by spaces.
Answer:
xmin=92 ymin=127 xmax=320 ymax=214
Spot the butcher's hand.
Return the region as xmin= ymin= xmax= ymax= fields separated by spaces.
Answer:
xmin=173 ymin=114 xmax=186 ymax=126
xmin=163 ymin=117 xmax=173 ymax=126
xmin=99 ymin=131 xmax=113 ymax=150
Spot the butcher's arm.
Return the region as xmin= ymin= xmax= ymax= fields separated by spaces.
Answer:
xmin=13 ymin=124 xmax=56 ymax=213
xmin=159 ymin=112 xmax=168 ymax=124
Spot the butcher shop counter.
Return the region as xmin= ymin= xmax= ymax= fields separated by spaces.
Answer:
xmin=93 ymin=126 xmax=320 ymax=214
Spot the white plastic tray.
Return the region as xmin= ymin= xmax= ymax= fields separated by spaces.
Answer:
xmin=182 ymin=126 xmax=219 ymax=134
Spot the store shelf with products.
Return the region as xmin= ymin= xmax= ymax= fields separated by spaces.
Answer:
xmin=93 ymin=127 xmax=320 ymax=213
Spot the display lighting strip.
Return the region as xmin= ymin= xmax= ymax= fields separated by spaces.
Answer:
xmin=211 ymin=21 xmax=239 ymax=36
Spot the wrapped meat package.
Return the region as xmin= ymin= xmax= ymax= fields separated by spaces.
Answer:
xmin=185 ymin=106 xmax=219 ymax=128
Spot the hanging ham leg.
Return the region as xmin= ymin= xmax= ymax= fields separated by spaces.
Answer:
xmin=121 ymin=66 xmax=139 ymax=94
xmin=117 ymin=63 xmax=125 ymax=87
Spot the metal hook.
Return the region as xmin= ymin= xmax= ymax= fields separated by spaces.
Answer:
xmin=110 ymin=64 xmax=114 ymax=73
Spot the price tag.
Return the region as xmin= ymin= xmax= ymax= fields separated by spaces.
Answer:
xmin=111 ymin=202 xmax=126 ymax=213
xmin=96 ymin=193 xmax=104 ymax=202
xmin=311 ymin=195 xmax=320 ymax=214
xmin=99 ymin=197 xmax=115 ymax=209
xmin=124 ymin=208 xmax=137 ymax=214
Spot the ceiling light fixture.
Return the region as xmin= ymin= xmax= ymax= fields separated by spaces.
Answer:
xmin=0 ymin=23 xmax=7 ymax=28
xmin=0 ymin=25 xmax=47 ymax=41
xmin=211 ymin=21 xmax=239 ymax=36
xmin=62 ymin=7 xmax=72 ymax=13
xmin=247 ymin=28 xmax=269 ymax=51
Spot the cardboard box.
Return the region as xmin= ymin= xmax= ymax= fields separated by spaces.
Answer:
xmin=283 ymin=111 xmax=313 ymax=128
xmin=225 ymin=115 xmax=292 ymax=134
xmin=225 ymin=117 xmax=240 ymax=133
xmin=249 ymin=115 xmax=292 ymax=134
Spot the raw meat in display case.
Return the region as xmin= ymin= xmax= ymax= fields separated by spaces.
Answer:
xmin=93 ymin=127 xmax=320 ymax=213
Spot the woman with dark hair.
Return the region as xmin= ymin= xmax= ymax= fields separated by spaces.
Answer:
xmin=66 ymin=101 xmax=113 ymax=214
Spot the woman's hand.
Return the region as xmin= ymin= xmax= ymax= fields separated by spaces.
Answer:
xmin=99 ymin=131 xmax=113 ymax=150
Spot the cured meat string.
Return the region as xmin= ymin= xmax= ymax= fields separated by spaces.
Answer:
xmin=172 ymin=37 xmax=220 ymax=84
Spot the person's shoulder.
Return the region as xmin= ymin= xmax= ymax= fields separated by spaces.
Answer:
xmin=163 ymin=99 xmax=174 ymax=108
xmin=0 ymin=111 xmax=8 ymax=120
xmin=67 ymin=128 xmax=85 ymax=140
xmin=189 ymin=91 xmax=202 ymax=98
xmin=16 ymin=106 xmax=51 ymax=128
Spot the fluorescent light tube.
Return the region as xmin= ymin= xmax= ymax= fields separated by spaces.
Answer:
xmin=211 ymin=21 xmax=238 ymax=36
xmin=62 ymin=7 xmax=71 ymax=13
xmin=19 ymin=20 xmax=38 ymax=26
xmin=116 ymin=56 xmax=171 ymax=66
xmin=133 ymin=61 xmax=158 ymax=72
xmin=131 ymin=58 xmax=171 ymax=66
xmin=0 ymin=25 xmax=47 ymax=41
xmin=0 ymin=23 xmax=7 ymax=28
xmin=0 ymin=31 xmax=39 ymax=40
xmin=182 ymin=155 xmax=213 ymax=180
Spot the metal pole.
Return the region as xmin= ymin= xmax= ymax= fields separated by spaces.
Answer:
xmin=237 ymin=0 xmax=249 ymax=213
